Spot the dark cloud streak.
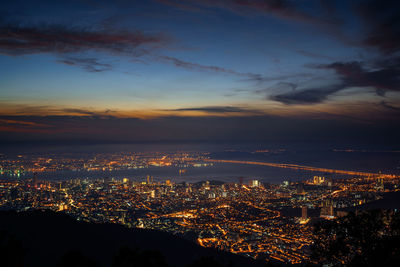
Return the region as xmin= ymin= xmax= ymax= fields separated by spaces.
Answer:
xmin=321 ymin=60 xmax=400 ymax=95
xmin=270 ymin=59 xmax=400 ymax=105
xmin=0 ymin=20 xmax=262 ymax=78
xmin=167 ymin=106 xmax=262 ymax=114
xmin=57 ymin=58 xmax=112 ymax=72
xmin=157 ymin=55 xmax=262 ymax=79
xmin=158 ymin=0 xmax=333 ymax=25
xmin=357 ymin=0 xmax=400 ymax=54
xmin=381 ymin=101 xmax=400 ymax=112
xmin=0 ymin=22 xmax=168 ymax=56
xmin=270 ymin=84 xmax=343 ymax=105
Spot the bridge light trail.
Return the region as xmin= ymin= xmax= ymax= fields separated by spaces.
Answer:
xmin=204 ymin=159 xmax=398 ymax=178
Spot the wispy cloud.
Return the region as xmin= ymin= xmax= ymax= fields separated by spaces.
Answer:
xmin=157 ymin=55 xmax=262 ymax=79
xmin=295 ymin=49 xmax=334 ymax=60
xmin=381 ymin=101 xmax=400 ymax=112
xmin=0 ymin=20 xmax=263 ymax=78
xmin=156 ymin=0 xmax=207 ymax=13
xmin=60 ymin=108 xmax=115 ymax=117
xmin=0 ymin=21 xmax=171 ymax=73
xmin=166 ymin=106 xmax=263 ymax=114
xmin=158 ymin=0 xmax=333 ymax=25
xmin=0 ymin=118 xmax=54 ymax=133
xmin=0 ymin=119 xmax=49 ymax=127
xmin=57 ymin=58 xmax=112 ymax=72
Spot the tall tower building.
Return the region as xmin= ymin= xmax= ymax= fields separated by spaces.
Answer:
xmin=251 ymin=180 xmax=260 ymax=187
xmin=302 ymin=206 xmax=307 ymax=220
xmin=32 ymin=173 xmax=38 ymax=188
xmin=320 ymin=199 xmax=334 ymax=218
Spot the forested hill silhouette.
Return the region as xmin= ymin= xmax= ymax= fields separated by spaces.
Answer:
xmin=343 ymin=191 xmax=400 ymax=211
xmin=0 ymin=210 xmax=269 ymax=267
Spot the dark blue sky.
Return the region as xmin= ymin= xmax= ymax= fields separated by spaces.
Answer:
xmin=0 ymin=0 xmax=399 ymax=146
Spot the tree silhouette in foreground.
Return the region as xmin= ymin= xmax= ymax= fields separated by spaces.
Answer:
xmin=57 ymin=250 xmax=100 ymax=267
xmin=0 ymin=230 xmax=26 ymax=267
xmin=112 ymin=246 xmax=170 ymax=267
xmin=311 ymin=210 xmax=400 ymax=266
xmin=186 ymin=256 xmax=233 ymax=267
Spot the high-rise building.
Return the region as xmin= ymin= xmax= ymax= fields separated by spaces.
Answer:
xmin=302 ymin=206 xmax=307 ymax=220
xmin=320 ymin=199 xmax=334 ymax=218
xmin=32 ymin=173 xmax=38 ymax=188
xmin=375 ymin=178 xmax=384 ymax=191
xmin=251 ymin=180 xmax=260 ymax=187
xmin=203 ymin=181 xmax=210 ymax=190
xmin=313 ymin=176 xmax=325 ymax=185
xmin=297 ymin=184 xmax=305 ymax=194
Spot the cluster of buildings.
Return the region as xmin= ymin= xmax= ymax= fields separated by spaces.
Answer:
xmin=1 ymin=172 xmax=398 ymax=265
xmin=0 ymin=152 xmax=211 ymax=177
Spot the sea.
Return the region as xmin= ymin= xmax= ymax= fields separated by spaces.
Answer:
xmin=1 ymin=143 xmax=399 ymax=184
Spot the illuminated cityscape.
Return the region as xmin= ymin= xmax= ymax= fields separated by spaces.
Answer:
xmin=0 ymin=151 xmax=211 ymax=176
xmin=1 ymin=150 xmax=399 ymax=265
xmin=1 ymin=0 xmax=400 ymax=266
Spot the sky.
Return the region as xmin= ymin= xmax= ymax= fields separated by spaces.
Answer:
xmin=0 ymin=0 xmax=399 ymax=147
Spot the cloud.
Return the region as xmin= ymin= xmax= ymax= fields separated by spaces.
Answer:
xmin=0 ymin=104 xmax=118 ymax=118
xmin=168 ymin=106 xmax=262 ymax=114
xmin=222 ymin=0 xmax=322 ymax=23
xmin=156 ymin=0 xmax=207 ymax=13
xmin=357 ymin=0 xmax=400 ymax=54
xmin=267 ymin=1 xmax=400 ymax=106
xmin=296 ymin=49 xmax=334 ymax=60
xmin=381 ymin=101 xmax=400 ymax=112
xmin=270 ymin=58 xmax=400 ymax=105
xmin=270 ymin=84 xmax=343 ymax=105
xmin=158 ymin=0 xmax=332 ymax=25
xmin=60 ymin=108 xmax=115 ymax=117
xmin=270 ymin=2 xmax=400 ymax=107
xmin=0 ymin=118 xmax=53 ymax=133
xmin=159 ymin=56 xmax=309 ymax=83
xmin=0 ymin=119 xmax=49 ymax=127
xmin=0 ymin=22 xmax=168 ymax=56
xmin=0 ymin=112 xmax=399 ymax=146
xmin=157 ymin=55 xmax=261 ymax=79
xmin=57 ymin=58 xmax=112 ymax=72
xmin=265 ymin=82 xmax=297 ymax=92
xmin=0 ymin=20 xmax=261 ymax=78
xmin=160 ymin=0 xmax=399 ymax=55
xmin=320 ymin=60 xmax=400 ymax=95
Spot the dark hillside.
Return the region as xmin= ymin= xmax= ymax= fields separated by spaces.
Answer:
xmin=0 ymin=210 xmax=269 ymax=267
